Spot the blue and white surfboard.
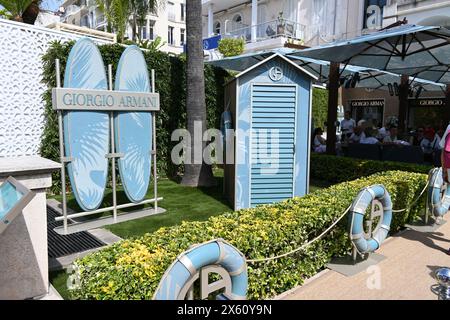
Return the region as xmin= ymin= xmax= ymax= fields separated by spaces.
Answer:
xmin=114 ymin=46 xmax=152 ymax=203
xmin=63 ymin=38 xmax=109 ymax=211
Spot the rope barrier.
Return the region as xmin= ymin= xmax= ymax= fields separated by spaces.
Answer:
xmin=246 ymin=205 xmax=351 ymax=264
xmin=392 ymin=180 xmax=429 ymax=213
xmin=246 ymin=179 xmax=430 ymax=264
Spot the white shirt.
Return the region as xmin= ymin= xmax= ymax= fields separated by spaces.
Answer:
xmin=341 ymin=119 xmax=356 ymax=134
xmin=350 ymin=132 xmax=366 ymax=143
xmin=314 ymin=136 xmax=325 ymax=148
xmin=421 ymin=135 xmax=440 ymax=154
xmin=360 ymin=137 xmax=379 ymax=145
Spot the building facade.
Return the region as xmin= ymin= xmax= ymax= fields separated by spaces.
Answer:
xmin=201 ymin=0 xmax=367 ymax=53
xmin=59 ymin=0 xmax=186 ymax=54
xmin=343 ymin=0 xmax=450 ymax=129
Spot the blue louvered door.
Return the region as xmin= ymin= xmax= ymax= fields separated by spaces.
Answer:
xmin=250 ymin=84 xmax=296 ymax=206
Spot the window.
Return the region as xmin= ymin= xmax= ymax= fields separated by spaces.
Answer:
xmin=168 ymin=2 xmax=176 ymax=21
xmin=168 ymin=26 xmax=175 ymax=45
xmin=214 ymin=21 xmax=221 ymax=35
xmin=233 ymin=13 xmax=242 ymax=24
xmin=149 ymin=20 xmax=155 ymax=40
xmin=142 ymin=25 xmax=147 ymax=40
xmin=180 ymin=3 xmax=185 ymax=21
xmin=180 ymin=28 xmax=185 ymax=45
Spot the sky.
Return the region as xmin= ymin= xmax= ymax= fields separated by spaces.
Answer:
xmin=41 ymin=0 xmax=64 ymax=11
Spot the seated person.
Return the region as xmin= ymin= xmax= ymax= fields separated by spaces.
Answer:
xmin=313 ymin=128 xmax=326 ymax=153
xmin=360 ymin=127 xmax=380 ymax=145
xmin=412 ymin=127 xmax=424 ymax=146
xmin=383 ymin=126 xmax=399 ymax=144
xmin=349 ymin=126 xmax=366 ymax=143
xmin=421 ymin=127 xmax=441 ymax=163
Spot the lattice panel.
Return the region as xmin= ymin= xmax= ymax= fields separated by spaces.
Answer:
xmin=0 ymin=20 xmax=111 ymax=158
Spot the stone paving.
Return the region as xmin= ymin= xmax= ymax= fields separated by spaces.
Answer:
xmin=278 ymin=220 xmax=450 ymax=300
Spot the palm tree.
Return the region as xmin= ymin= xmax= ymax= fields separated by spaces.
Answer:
xmin=0 ymin=0 xmax=39 ymax=23
xmin=181 ymin=0 xmax=216 ymax=187
xmin=129 ymin=0 xmax=161 ymax=42
xmin=96 ymin=0 xmax=129 ymax=42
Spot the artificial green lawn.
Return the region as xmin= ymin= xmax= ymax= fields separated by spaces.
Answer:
xmin=53 ymin=170 xmax=231 ymax=239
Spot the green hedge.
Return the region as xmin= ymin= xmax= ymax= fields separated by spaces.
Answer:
xmin=310 ymin=154 xmax=431 ymax=184
xmin=40 ymin=41 xmax=229 ymax=193
xmin=70 ymin=170 xmax=426 ymax=300
xmin=312 ymin=87 xmax=328 ymax=129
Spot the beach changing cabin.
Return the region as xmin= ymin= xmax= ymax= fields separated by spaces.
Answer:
xmin=222 ymin=53 xmax=317 ymax=210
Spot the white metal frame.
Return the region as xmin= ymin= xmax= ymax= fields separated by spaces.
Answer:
xmin=54 ymin=59 xmax=162 ymax=234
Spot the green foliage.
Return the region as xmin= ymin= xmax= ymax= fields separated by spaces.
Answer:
xmin=0 ymin=0 xmax=34 ymax=18
xmin=70 ymin=170 xmax=426 ymax=300
xmin=139 ymin=37 xmax=166 ymax=51
xmin=40 ymin=41 xmax=229 ymax=194
xmin=310 ymin=154 xmax=431 ymax=184
xmin=218 ymin=38 xmax=245 ymax=58
xmin=96 ymin=0 xmax=129 ymax=41
xmin=312 ymin=87 xmax=328 ymax=129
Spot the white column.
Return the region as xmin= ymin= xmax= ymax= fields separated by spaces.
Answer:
xmin=208 ymin=3 xmax=214 ymax=37
xmin=251 ymin=0 xmax=258 ymax=42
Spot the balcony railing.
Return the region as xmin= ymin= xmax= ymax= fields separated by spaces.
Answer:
xmin=224 ymin=19 xmax=305 ymax=43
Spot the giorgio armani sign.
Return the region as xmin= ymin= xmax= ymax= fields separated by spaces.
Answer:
xmin=349 ymin=99 xmax=385 ymax=108
xmin=408 ymin=98 xmax=445 ymax=107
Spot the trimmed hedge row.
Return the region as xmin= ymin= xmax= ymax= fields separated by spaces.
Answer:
xmin=310 ymin=154 xmax=431 ymax=184
xmin=71 ymin=170 xmax=427 ymax=300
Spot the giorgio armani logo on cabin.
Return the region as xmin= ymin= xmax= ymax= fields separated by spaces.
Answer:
xmin=269 ymin=66 xmax=283 ymax=82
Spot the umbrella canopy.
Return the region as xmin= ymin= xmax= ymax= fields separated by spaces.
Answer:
xmin=289 ymin=24 xmax=450 ymax=84
xmin=207 ymin=49 xmax=445 ymax=92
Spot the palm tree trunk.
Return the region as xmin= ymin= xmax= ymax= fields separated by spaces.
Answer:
xmin=181 ymin=0 xmax=216 ymax=187
xmin=22 ymin=0 xmax=40 ymax=25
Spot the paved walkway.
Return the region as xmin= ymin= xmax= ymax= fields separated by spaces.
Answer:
xmin=279 ymin=220 xmax=450 ymax=300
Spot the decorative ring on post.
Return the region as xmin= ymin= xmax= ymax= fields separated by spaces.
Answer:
xmin=428 ymin=167 xmax=450 ymax=218
xmin=153 ymin=239 xmax=247 ymax=300
xmin=349 ymin=185 xmax=393 ymax=254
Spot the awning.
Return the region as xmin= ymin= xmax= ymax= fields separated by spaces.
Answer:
xmin=288 ymin=24 xmax=450 ymax=84
xmin=207 ymin=48 xmax=445 ymax=91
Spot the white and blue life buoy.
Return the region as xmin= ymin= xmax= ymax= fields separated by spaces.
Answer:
xmin=428 ymin=167 xmax=450 ymax=218
xmin=153 ymin=239 xmax=247 ymax=300
xmin=349 ymin=185 xmax=393 ymax=254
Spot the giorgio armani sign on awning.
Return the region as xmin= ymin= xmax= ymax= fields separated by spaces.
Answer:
xmin=408 ymin=98 xmax=445 ymax=107
xmin=349 ymin=99 xmax=385 ymax=108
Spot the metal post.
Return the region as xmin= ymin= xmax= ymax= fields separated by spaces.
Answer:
xmin=56 ymin=59 xmax=68 ymax=234
xmin=152 ymin=69 xmax=158 ymax=212
xmin=108 ymin=64 xmax=118 ymax=223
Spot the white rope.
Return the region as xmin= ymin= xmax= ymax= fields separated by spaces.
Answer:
xmin=246 ymin=205 xmax=351 ymax=263
xmin=246 ymin=179 xmax=430 ymax=264
xmin=392 ymin=180 xmax=430 ymax=213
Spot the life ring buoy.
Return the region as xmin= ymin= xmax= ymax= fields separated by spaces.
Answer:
xmin=428 ymin=167 xmax=450 ymax=217
xmin=153 ymin=239 xmax=247 ymax=300
xmin=350 ymin=185 xmax=393 ymax=254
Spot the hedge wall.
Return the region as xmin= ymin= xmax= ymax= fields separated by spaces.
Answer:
xmin=40 ymin=41 xmax=230 ymax=193
xmin=310 ymin=154 xmax=431 ymax=184
xmin=70 ymin=170 xmax=426 ymax=300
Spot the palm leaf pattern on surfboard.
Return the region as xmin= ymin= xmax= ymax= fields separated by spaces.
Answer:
xmin=63 ymin=38 xmax=109 ymax=211
xmin=115 ymin=46 xmax=152 ymax=203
